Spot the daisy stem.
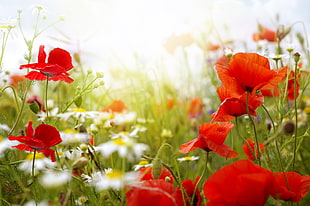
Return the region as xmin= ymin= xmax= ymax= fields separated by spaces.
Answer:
xmin=245 ymin=92 xmax=261 ymax=165
xmin=32 ymin=149 xmax=37 ymax=177
xmin=292 ymin=56 xmax=299 ymax=171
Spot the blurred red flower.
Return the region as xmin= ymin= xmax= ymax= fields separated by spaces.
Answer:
xmin=272 ymin=172 xmax=310 ymax=202
xmin=126 ymin=179 xmax=177 ymax=206
xmin=9 ymin=74 xmax=26 ymax=88
xmin=179 ymin=122 xmax=238 ymax=159
xmin=174 ymin=177 xmax=202 ymax=206
xmin=136 ymin=167 xmax=174 ymax=183
xmin=187 ymin=97 xmax=203 ymax=118
xmin=242 ymin=139 xmax=265 ymax=161
xmin=102 ymin=100 xmax=127 ymax=113
xmin=8 ymin=121 xmax=62 ymax=162
xmin=253 ymin=26 xmax=277 ymax=42
xmin=203 ymin=159 xmax=275 ymax=206
xmin=216 ymin=53 xmax=287 ymax=95
xmin=20 ymin=45 xmax=74 ymax=83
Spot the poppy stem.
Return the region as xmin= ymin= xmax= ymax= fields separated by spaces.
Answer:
xmin=45 ymin=77 xmax=49 ymax=121
xmin=191 ymin=152 xmax=209 ymax=205
xmin=245 ymin=92 xmax=261 ymax=165
xmin=32 ymin=149 xmax=37 ymax=177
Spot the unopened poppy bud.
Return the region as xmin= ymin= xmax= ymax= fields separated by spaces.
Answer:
xmin=74 ymin=53 xmax=81 ymax=64
xmin=281 ymin=120 xmax=295 ymax=135
xmin=29 ymin=101 xmax=40 ymax=114
xmin=161 ymin=129 xmax=173 ymax=139
xmin=294 ymin=52 xmax=301 ymax=63
xmin=151 ymin=157 xmax=162 ymax=179
xmin=72 ymin=157 xmax=88 ymax=169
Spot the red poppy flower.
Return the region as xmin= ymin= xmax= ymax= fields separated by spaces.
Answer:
xmin=242 ymin=139 xmax=265 ymax=161
xmin=126 ymin=179 xmax=177 ymax=206
xmin=179 ymin=122 xmax=238 ymax=159
xmin=136 ymin=167 xmax=174 ymax=183
xmin=287 ymin=70 xmax=301 ymax=101
xmin=203 ymin=159 xmax=275 ymax=206
xmin=9 ymin=74 xmax=27 ymax=88
xmin=20 ymin=45 xmax=74 ymax=83
xmin=216 ymin=53 xmax=287 ymax=94
xmin=174 ymin=177 xmax=202 ymax=206
xmin=271 ymin=172 xmax=310 ymax=202
xmin=252 ymin=26 xmax=277 ymax=42
xmin=211 ymin=84 xmax=264 ymax=122
xmin=8 ymin=121 xmax=62 ymax=162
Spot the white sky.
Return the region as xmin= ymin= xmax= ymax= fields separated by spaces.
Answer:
xmin=1 ymin=0 xmax=310 ymax=72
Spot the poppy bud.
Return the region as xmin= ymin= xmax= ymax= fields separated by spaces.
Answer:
xmin=294 ymin=52 xmax=301 ymax=64
xmin=151 ymin=157 xmax=162 ymax=179
xmin=281 ymin=120 xmax=295 ymax=135
xmin=28 ymin=101 xmax=40 ymax=114
xmin=72 ymin=157 xmax=88 ymax=169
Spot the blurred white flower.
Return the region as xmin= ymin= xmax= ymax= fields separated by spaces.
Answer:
xmin=133 ymin=160 xmax=152 ymax=171
xmin=177 ymin=156 xmax=200 ymax=162
xmin=57 ymin=108 xmax=100 ymax=122
xmin=24 ymin=200 xmax=49 ymax=206
xmin=60 ymin=129 xmax=90 ymax=145
xmin=39 ymin=169 xmax=72 ymax=189
xmin=111 ymin=112 xmax=137 ymax=125
xmin=0 ymin=136 xmax=19 ymax=157
xmin=18 ymin=153 xmax=56 ymax=175
xmin=37 ymin=107 xmax=59 ymax=122
xmin=84 ymin=169 xmax=136 ymax=191
xmin=75 ymin=196 xmax=88 ymax=205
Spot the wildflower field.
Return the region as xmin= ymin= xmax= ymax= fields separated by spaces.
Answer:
xmin=0 ymin=2 xmax=310 ymax=206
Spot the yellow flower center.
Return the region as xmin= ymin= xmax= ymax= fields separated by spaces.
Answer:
xmin=0 ymin=135 xmax=3 ymax=142
xmin=113 ymin=138 xmax=126 ymax=145
xmin=73 ymin=108 xmax=87 ymax=112
xmin=64 ymin=129 xmax=77 ymax=134
xmin=184 ymin=156 xmax=193 ymax=160
xmin=138 ymin=160 xmax=149 ymax=165
xmin=26 ymin=153 xmax=45 ymax=160
xmin=105 ymin=170 xmax=124 ymax=179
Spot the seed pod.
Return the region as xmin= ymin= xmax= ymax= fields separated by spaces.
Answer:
xmin=151 ymin=157 xmax=162 ymax=179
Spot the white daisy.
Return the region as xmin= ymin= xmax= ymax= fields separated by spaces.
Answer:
xmin=177 ymin=156 xmax=200 ymax=162
xmin=96 ymin=137 xmax=149 ymax=162
xmin=85 ymin=169 xmax=136 ymax=191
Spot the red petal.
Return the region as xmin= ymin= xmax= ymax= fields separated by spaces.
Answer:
xmin=34 ymin=124 xmax=62 ymax=147
xmin=38 ymin=45 xmax=47 ymax=63
xmin=24 ymin=71 xmax=47 ymax=81
xmin=8 ymin=135 xmax=45 ymax=149
xmin=49 ymin=74 xmax=74 ymax=83
xmin=26 ymin=121 xmax=34 ymax=137
xmin=126 ymin=179 xmax=177 ymax=206
xmin=179 ymin=135 xmax=209 ymax=153
xmin=48 ymin=48 xmax=73 ymax=71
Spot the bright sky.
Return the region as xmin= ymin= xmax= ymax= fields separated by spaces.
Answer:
xmin=1 ymin=0 xmax=310 ymax=71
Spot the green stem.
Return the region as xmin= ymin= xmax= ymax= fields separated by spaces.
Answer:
xmin=45 ymin=77 xmax=49 ymax=121
xmin=191 ymin=152 xmax=209 ymax=205
xmin=32 ymin=150 xmax=37 ymax=177
xmin=0 ymin=85 xmax=20 ymax=112
xmin=245 ymin=92 xmax=261 ymax=165
xmin=292 ymin=60 xmax=299 ymax=170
